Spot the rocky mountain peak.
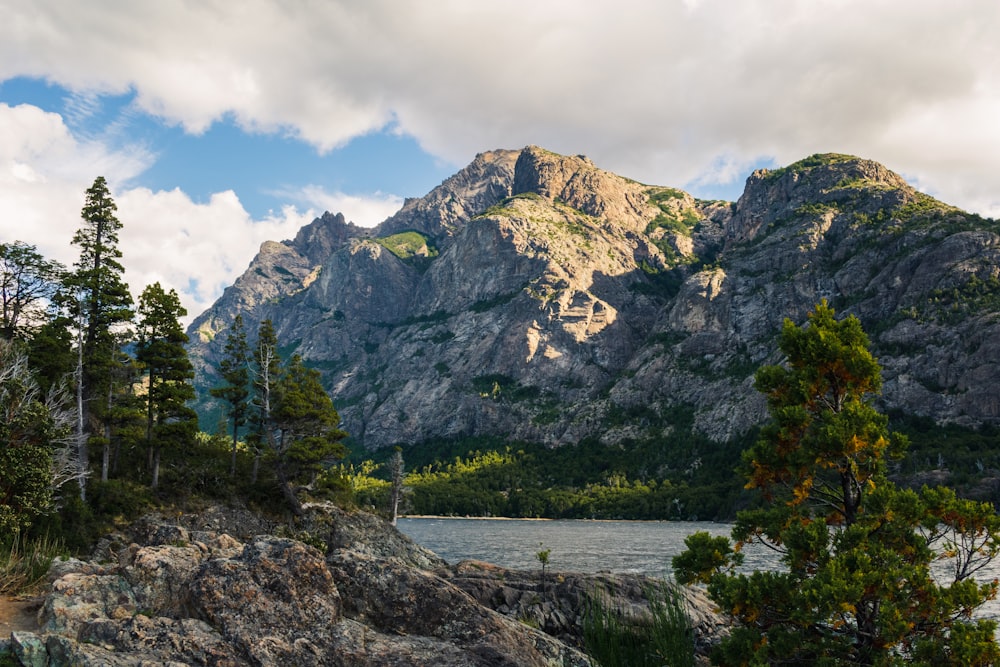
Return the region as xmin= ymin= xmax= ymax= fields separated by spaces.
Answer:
xmin=512 ymin=145 xmax=658 ymax=234
xmin=728 ymin=153 xmax=913 ymax=244
xmin=189 ymin=147 xmax=1000 ymax=453
xmin=291 ymin=211 xmax=370 ymax=265
xmin=374 ymin=149 xmax=520 ymax=241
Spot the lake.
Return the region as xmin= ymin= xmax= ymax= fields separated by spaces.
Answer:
xmin=396 ymin=517 xmax=775 ymax=578
xmin=397 ymin=516 xmax=1000 ymax=625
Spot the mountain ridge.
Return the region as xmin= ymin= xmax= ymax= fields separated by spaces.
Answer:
xmin=187 ymin=147 xmax=1000 ymax=454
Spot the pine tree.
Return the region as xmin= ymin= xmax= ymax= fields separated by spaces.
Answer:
xmin=210 ymin=314 xmax=251 ymax=477
xmin=673 ymin=301 xmax=1000 ymax=665
xmin=61 ymin=177 xmax=134 ymax=495
xmin=135 ymin=283 xmax=196 ymax=489
xmin=270 ymin=354 xmax=347 ymax=515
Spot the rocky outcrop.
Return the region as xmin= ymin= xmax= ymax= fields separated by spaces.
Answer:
xmin=377 ymin=148 xmax=520 ymax=241
xmin=188 ymin=147 xmax=1000 ymax=453
xmin=1 ymin=507 xmax=730 ymax=666
xmin=440 ymin=559 xmax=727 ymax=658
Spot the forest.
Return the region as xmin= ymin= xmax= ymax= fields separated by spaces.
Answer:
xmin=0 ymin=178 xmax=349 ymax=579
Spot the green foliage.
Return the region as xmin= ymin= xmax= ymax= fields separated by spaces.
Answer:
xmin=26 ymin=318 xmax=75 ymax=396
xmin=350 ymin=425 xmax=753 ymax=521
xmin=136 ymin=282 xmax=197 ymax=488
xmin=210 ymin=314 xmax=251 ymax=475
xmin=672 ymin=531 xmax=743 ymax=585
xmin=892 ymin=417 xmax=1000 ymax=498
xmin=61 ymin=176 xmax=134 ymax=415
xmin=470 ymin=290 xmax=522 ymax=313
xmin=0 ymin=339 xmax=76 ymax=534
xmin=471 ymin=374 xmax=540 ymax=402
xmin=58 ymin=176 xmax=137 ymax=495
xmin=645 ymin=208 xmax=700 ymax=238
xmin=0 ymin=240 xmax=65 ymax=341
xmin=477 ymin=192 xmax=545 ymax=218
xmin=895 ymin=192 xmax=955 ymax=223
xmin=763 ymin=153 xmax=857 ymax=182
xmin=794 ymin=202 xmax=838 ymax=217
xmin=924 ymin=273 xmax=1000 ymax=324
xmin=269 ymin=354 xmax=348 ymax=514
xmin=583 ymin=582 xmax=696 ymax=667
xmin=375 ymin=231 xmax=439 ymax=270
xmin=673 ymin=301 xmax=1000 ymax=665
xmin=644 ymin=187 xmax=701 ymax=261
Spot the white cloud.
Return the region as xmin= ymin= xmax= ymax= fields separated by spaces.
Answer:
xmin=2 ymin=0 xmax=998 ymax=218
xmin=269 ymin=185 xmax=403 ymax=228
xmin=0 ymin=103 xmax=316 ymax=325
xmin=115 ymin=188 xmax=314 ymax=321
xmin=0 ymin=103 xmax=150 ymax=268
xmin=2 ymin=0 xmax=1000 ymax=329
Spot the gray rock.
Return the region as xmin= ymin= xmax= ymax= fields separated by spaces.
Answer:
xmin=11 ymin=507 xmax=610 ymax=666
xmin=441 ymin=559 xmax=728 ymax=660
xmin=11 ymin=632 xmax=47 ymax=667
xmin=188 ymin=148 xmax=1000 ymax=455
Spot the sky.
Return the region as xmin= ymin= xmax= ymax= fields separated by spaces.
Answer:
xmin=1 ymin=0 xmax=999 ymax=325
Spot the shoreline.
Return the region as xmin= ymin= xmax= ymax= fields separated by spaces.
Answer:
xmin=398 ymin=515 xmax=691 ymax=523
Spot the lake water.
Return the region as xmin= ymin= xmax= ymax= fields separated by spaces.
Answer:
xmin=396 ymin=517 xmax=776 ymax=578
xmin=397 ymin=517 xmax=1000 ymax=625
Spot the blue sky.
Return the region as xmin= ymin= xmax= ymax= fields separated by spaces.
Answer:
xmin=0 ymin=76 xmax=455 ymax=219
xmin=1 ymin=1 xmax=998 ymax=323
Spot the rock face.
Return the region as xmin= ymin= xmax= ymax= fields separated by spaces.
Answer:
xmin=440 ymin=559 xmax=728 ymax=659
xmin=188 ymin=148 xmax=1000 ymax=451
xmin=0 ymin=508 xmax=726 ymax=666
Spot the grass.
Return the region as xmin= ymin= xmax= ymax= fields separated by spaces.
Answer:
xmin=374 ymin=231 xmax=439 ymax=262
xmin=583 ymin=581 xmax=696 ymax=667
xmin=762 ymin=153 xmax=857 ymax=182
xmin=0 ymin=533 xmax=64 ymax=595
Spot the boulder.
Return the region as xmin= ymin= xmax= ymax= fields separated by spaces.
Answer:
xmin=1 ymin=506 xmax=728 ymax=665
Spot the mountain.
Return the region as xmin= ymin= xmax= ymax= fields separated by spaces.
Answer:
xmin=187 ymin=147 xmax=1000 ymax=453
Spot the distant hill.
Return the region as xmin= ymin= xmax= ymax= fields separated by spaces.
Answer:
xmin=187 ymin=146 xmax=1000 ymax=459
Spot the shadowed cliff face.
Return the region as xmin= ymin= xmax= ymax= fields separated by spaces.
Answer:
xmin=188 ymin=147 xmax=1000 ymax=450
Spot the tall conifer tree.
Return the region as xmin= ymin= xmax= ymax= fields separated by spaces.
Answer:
xmin=136 ymin=282 xmax=196 ymax=489
xmin=270 ymin=354 xmax=347 ymax=515
xmin=211 ymin=314 xmax=251 ymax=476
xmin=61 ymin=177 xmax=134 ymax=495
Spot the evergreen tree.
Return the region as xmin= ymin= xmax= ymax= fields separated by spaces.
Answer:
xmin=270 ymin=354 xmax=347 ymax=515
xmin=26 ymin=318 xmax=75 ymax=397
xmin=60 ymin=177 xmax=134 ymax=495
xmin=673 ymin=301 xmax=1000 ymax=665
xmin=135 ymin=283 xmax=196 ymax=489
xmin=210 ymin=314 xmax=250 ymax=476
xmin=0 ymin=241 xmax=65 ymax=341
